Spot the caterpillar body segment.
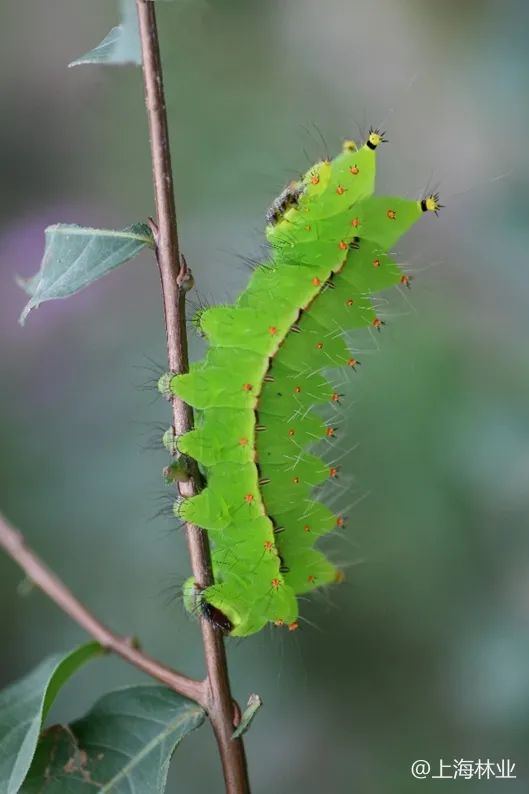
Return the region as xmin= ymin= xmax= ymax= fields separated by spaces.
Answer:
xmin=166 ymin=134 xmax=439 ymax=636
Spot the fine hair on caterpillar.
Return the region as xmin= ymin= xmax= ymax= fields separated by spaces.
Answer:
xmin=135 ymin=421 xmax=175 ymax=454
xmin=160 ymin=128 xmax=441 ymax=637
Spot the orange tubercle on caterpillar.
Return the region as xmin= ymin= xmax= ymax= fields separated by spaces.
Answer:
xmin=338 ymin=240 xmax=348 ymax=251
xmin=329 ymin=466 xmax=339 ymax=478
xmin=310 ymin=174 xmax=320 ymax=185
xmin=287 ymin=428 xmax=296 ymax=437
xmin=335 ymin=185 xmax=346 ymax=195
xmin=336 ymin=515 xmax=345 ymax=528
xmin=263 ymin=540 xmax=274 ymax=551
xmin=346 ymin=297 xmax=354 ymax=306
xmin=307 ymin=574 xmax=316 ymax=584
xmin=292 ymin=476 xmax=300 ymax=485
xmin=288 ymin=622 xmax=299 ymax=631
xmin=349 ymin=164 xmax=360 ymax=175
xmin=351 ymin=217 xmax=361 ymax=228
xmin=335 ymin=569 xmax=346 ymax=584
xmin=242 ymin=383 xmax=253 ymax=391
xmin=293 ymin=385 xmax=302 ymax=394
xmin=400 ymin=274 xmax=412 ymax=288
xmin=311 ymin=276 xmax=321 ymax=287
xmin=386 ymin=208 xmax=397 ymax=220
xmin=372 ymin=317 xmax=385 ymax=330
xmin=303 ymin=524 xmax=311 ymax=533
xmin=244 ymin=493 xmax=254 ymax=504
xmin=271 ymin=578 xmax=281 ymax=590
xmin=331 ymin=391 xmax=342 ymax=403
xmin=326 ymin=426 xmax=336 ymax=438
xmin=268 ymin=325 xmax=278 ymax=335
xmin=316 ymin=341 xmax=324 ymax=350
xmin=372 ymin=258 xmax=381 ymax=268
xmin=239 ymin=437 xmax=248 ymax=446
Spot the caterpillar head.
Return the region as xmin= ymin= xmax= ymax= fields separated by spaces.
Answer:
xmin=421 ymin=192 xmax=443 ymax=216
xmin=366 ymin=127 xmax=387 ymax=149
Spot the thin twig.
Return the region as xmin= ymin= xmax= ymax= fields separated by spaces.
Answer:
xmin=0 ymin=512 xmax=205 ymax=705
xmin=135 ymin=2 xmax=251 ymax=792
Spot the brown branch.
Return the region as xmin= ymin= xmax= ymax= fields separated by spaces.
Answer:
xmin=0 ymin=512 xmax=205 ymax=705
xmin=135 ymin=2 xmax=251 ymax=792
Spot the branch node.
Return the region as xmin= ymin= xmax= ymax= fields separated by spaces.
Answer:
xmin=147 ymin=216 xmax=159 ymax=245
xmin=177 ymin=254 xmax=194 ymax=292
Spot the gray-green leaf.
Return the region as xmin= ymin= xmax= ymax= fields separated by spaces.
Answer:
xmin=17 ymin=223 xmax=154 ymax=324
xmin=232 ymin=693 xmax=262 ymax=739
xmin=20 ymin=686 xmax=205 ymax=793
xmin=69 ymin=0 xmax=141 ymax=67
xmin=0 ymin=643 xmax=103 ymax=794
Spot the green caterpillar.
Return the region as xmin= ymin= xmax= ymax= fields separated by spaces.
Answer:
xmin=161 ymin=130 xmax=440 ymax=637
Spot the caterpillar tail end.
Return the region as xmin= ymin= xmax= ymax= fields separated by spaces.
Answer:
xmin=182 ymin=577 xmax=236 ymax=635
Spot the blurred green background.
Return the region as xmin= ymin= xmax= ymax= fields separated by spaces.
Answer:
xmin=1 ymin=1 xmax=528 ymax=791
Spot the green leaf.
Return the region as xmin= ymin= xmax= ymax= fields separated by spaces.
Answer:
xmin=17 ymin=223 xmax=154 ymax=324
xmin=21 ymin=686 xmax=205 ymax=793
xmin=69 ymin=0 xmax=141 ymax=67
xmin=232 ymin=693 xmax=262 ymax=739
xmin=0 ymin=643 xmax=102 ymax=794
